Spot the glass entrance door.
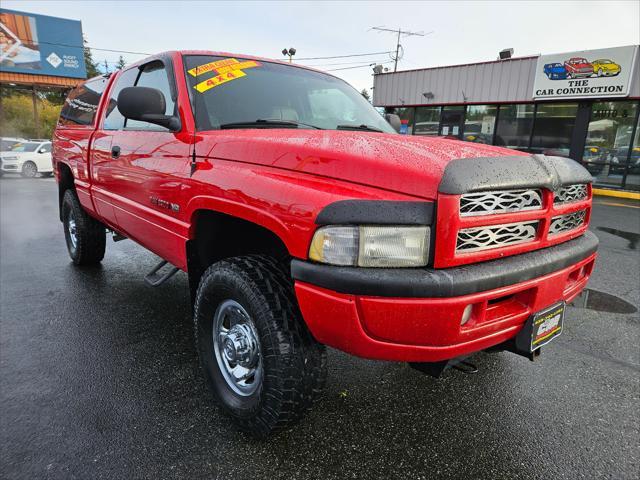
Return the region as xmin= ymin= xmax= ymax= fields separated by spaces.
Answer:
xmin=582 ymin=101 xmax=639 ymax=189
xmin=439 ymin=107 xmax=464 ymax=139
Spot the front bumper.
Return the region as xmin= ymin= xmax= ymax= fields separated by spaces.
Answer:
xmin=292 ymin=232 xmax=598 ymax=362
xmin=0 ymin=160 xmax=20 ymax=172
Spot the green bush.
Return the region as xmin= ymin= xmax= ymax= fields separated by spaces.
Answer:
xmin=0 ymin=92 xmax=63 ymax=140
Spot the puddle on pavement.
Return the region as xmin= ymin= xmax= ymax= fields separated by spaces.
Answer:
xmin=596 ymin=227 xmax=639 ymax=250
xmin=570 ymin=288 xmax=638 ymax=314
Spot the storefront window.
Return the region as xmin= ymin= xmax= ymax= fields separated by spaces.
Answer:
xmin=583 ymin=101 xmax=639 ymax=189
xmin=494 ymin=104 xmax=534 ymax=149
xmin=463 ymin=105 xmax=497 ymax=144
xmin=392 ymin=107 xmax=415 ymax=135
xmin=414 ymin=106 xmax=441 ymax=136
xmin=530 ymin=103 xmax=579 ymax=157
xmin=626 ymin=124 xmax=640 ymax=190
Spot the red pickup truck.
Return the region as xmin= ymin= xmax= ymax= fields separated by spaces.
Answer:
xmin=564 ymin=57 xmax=594 ymax=78
xmin=53 ymin=51 xmax=598 ymax=436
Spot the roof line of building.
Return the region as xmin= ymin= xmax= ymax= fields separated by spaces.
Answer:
xmin=376 ymin=96 xmax=640 ymax=109
xmin=375 ymin=55 xmax=540 ymax=76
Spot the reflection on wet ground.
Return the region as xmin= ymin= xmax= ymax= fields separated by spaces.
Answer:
xmin=570 ymin=288 xmax=638 ymax=314
xmin=596 ymin=227 xmax=639 ymax=250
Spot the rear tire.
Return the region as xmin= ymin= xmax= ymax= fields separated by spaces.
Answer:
xmin=194 ymin=255 xmax=326 ymax=437
xmin=21 ymin=161 xmax=37 ymax=178
xmin=61 ymin=189 xmax=106 ymax=265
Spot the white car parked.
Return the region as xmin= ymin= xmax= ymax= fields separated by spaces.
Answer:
xmin=0 ymin=140 xmax=53 ymax=178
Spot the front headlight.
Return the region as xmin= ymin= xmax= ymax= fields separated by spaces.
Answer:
xmin=309 ymin=225 xmax=430 ymax=267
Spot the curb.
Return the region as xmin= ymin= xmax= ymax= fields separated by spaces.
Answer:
xmin=592 ymin=188 xmax=640 ymax=200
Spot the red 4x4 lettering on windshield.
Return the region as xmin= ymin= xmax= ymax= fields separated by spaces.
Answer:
xmin=194 ymin=69 xmax=246 ymax=93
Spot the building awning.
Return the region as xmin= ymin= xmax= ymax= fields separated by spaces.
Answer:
xmin=0 ymin=71 xmax=81 ymax=88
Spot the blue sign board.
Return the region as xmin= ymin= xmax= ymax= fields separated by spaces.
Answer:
xmin=0 ymin=8 xmax=86 ymax=79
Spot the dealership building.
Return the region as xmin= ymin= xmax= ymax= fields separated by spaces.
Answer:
xmin=373 ymin=45 xmax=640 ymax=192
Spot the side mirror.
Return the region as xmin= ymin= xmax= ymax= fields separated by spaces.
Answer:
xmin=38 ymin=148 xmax=46 ymax=154
xmin=384 ymin=113 xmax=402 ymax=132
xmin=117 ymin=86 xmax=181 ymax=131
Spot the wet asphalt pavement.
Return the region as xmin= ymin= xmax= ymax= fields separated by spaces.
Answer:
xmin=1 ymin=177 xmax=639 ymax=480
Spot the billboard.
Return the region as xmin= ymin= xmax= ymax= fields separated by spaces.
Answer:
xmin=0 ymin=8 xmax=86 ymax=79
xmin=532 ymin=45 xmax=638 ymax=100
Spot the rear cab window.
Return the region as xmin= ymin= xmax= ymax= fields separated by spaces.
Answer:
xmin=58 ymin=76 xmax=109 ymax=127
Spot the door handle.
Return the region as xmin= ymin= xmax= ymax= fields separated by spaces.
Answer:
xmin=111 ymin=145 xmax=121 ymax=159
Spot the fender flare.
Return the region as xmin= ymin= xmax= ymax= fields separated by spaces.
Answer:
xmin=185 ymin=195 xmax=295 ymax=255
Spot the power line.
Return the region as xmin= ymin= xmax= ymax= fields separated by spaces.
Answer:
xmin=295 ymin=51 xmax=394 ymax=61
xmin=326 ymin=61 xmax=393 ymax=72
xmin=370 ymin=26 xmax=432 ymax=72
xmin=4 ymin=36 xmax=151 ymax=56
xmin=305 ymin=57 xmax=391 ymax=67
xmin=5 ymin=35 xmax=396 ymax=67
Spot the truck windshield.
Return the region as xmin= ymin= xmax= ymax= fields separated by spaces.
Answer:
xmin=184 ymin=55 xmax=395 ymax=133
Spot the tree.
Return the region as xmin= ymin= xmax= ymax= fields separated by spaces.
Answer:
xmin=115 ymin=55 xmax=126 ymax=70
xmin=0 ymin=93 xmax=62 ymax=139
xmin=83 ymin=35 xmax=100 ymax=78
xmin=360 ymin=88 xmax=371 ymax=101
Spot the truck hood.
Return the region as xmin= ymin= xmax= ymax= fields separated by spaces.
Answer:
xmin=197 ymin=130 xmax=526 ymax=199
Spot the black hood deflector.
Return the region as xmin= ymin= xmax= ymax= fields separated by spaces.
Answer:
xmin=439 ymin=155 xmax=593 ymax=195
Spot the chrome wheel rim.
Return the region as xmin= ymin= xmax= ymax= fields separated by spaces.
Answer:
xmin=67 ymin=211 xmax=78 ymax=249
xmin=213 ymin=299 xmax=262 ymax=396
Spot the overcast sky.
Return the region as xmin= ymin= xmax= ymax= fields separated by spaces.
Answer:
xmin=3 ymin=0 xmax=639 ymax=93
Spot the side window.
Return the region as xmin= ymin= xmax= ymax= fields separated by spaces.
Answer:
xmin=58 ymin=77 xmax=108 ymax=126
xmin=126 ymin=61 xmax=176 ymax=131
xmin=103 ymin=68 xmax=139 ymax=130
xmin=40 ymin=143 xmax=52 ymax=153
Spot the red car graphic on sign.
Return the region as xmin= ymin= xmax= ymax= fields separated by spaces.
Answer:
xmin=564 ymin=57 xmax=594 ymax=78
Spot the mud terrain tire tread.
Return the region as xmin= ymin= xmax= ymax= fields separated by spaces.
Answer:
xmin=193 ymin=254 xmax=327 ymax=437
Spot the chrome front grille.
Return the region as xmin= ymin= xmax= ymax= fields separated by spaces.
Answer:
xmin=460 ymin=189 xmax=542 ymax=216
xmin=549 ymin=210 xmax=586 ymax=236
xmin=456 ymin=220 xmax=539 ymax=252
xmin=554 ymin=184 xmax=588 ymax=204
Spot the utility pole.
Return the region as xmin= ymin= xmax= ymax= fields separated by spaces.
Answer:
xmin=371 ymin=26 xmax=431 ymax=72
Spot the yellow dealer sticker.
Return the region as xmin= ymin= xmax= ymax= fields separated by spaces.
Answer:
xmin=216 ymin=60 xmax=259 ymax=74
xmin=194 ymin=69 xmax=247 ymax=93
xmin=190 ymin=58 xmax=262 ymax=92
xmin=188 ymin=58 xmax=239 ymax=77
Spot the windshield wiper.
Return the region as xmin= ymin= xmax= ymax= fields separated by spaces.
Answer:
xmin=336 ymin=124 xmax=384 ymax=133
xmin=219 ymin=119 xmax=323 ymax=130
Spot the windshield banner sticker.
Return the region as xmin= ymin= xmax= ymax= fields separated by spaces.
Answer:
xmin=190 ymin=58 xmax=261 ymax=92
xmin=216 ymin=60 xmax=259 ymax=74
xmin=188 ymin=58 xmax=240 ymax=77
xmin=194 ymin=69 xmax=247 ymax=93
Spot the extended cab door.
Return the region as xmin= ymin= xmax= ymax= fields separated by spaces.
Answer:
xmin=91 ymin=59 xmax=191 ymax=268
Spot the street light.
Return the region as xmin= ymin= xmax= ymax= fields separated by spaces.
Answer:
xmin=282 ymin=47 xmax=296 ymax=63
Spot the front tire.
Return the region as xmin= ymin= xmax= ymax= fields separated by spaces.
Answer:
xmin=21 ymin=161 xmax=37 ymax=178
xmin=194 ymin=255 xmax=327 ymax=437
xmin=62 ymin=189 xmax=106 ymax=265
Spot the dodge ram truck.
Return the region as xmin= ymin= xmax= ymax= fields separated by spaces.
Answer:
xmin=53 ymin=51 xmax=598 ymax=436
